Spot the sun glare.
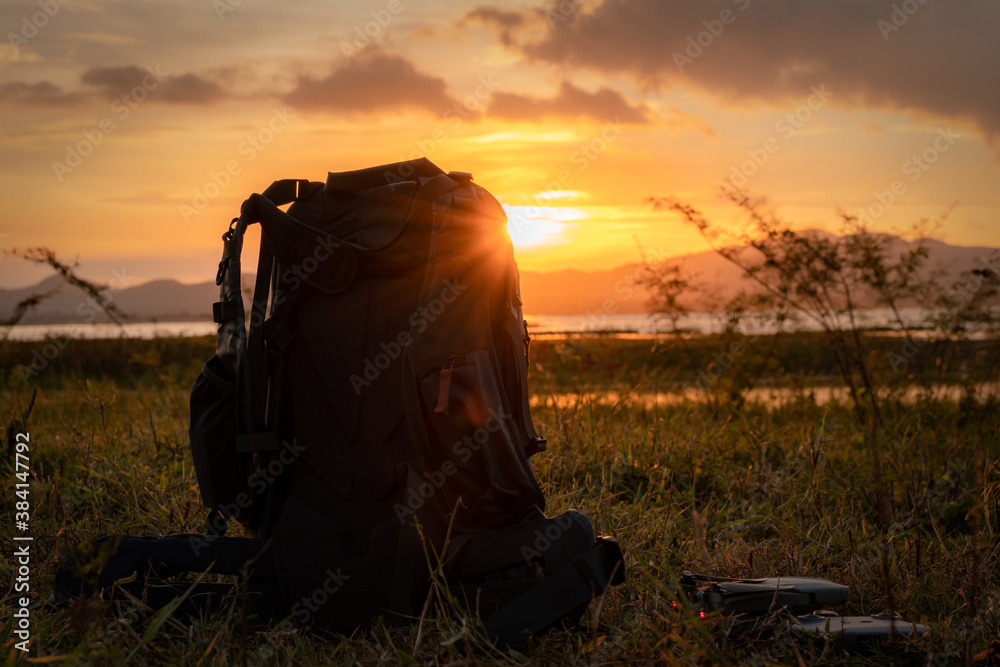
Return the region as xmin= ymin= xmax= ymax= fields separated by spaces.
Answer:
xmin=534 ymin=190 xmax=587 ymax=201
xmin=504 ymin=204 xmax=588 ymax=247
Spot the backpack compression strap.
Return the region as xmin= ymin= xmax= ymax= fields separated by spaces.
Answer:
xmin=483 ymin=537 xmax=626 ymax=650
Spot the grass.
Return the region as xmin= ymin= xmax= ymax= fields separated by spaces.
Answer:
xmin=1 ymin=334 xmax=999 ymax=665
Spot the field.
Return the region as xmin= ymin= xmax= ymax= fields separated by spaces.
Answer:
xmin=2 ymin=333 xmax=999 ymax=665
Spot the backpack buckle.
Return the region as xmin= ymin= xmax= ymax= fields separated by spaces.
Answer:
xmin=447 ymin=170 xmax=473 ymax=183
xmin=525 ymin=436 xmax=547 ymax=457
xmin=260 ymin=178 xmax=312 ymax=206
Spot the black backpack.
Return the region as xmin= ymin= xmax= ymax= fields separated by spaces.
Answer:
xmin=56 ymin=158 xmax=625 ymax=649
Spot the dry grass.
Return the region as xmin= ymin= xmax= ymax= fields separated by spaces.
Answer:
xmin=2 ymin=335 xmax=998 ymax=665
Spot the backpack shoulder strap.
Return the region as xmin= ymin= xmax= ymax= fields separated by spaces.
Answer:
xmin=209 ymin=179 xmax=333 ymax=529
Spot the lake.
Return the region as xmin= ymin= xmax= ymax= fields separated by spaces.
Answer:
xmin=2 ymin=308 xmax=932 ymax=342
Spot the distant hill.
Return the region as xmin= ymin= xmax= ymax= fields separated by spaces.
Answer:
xmin=520 ymin=233 xmax=998 ymax=315
xmin=0 ymin=275 xmax=221 ymax=325
xmin=2 ymin=234 xmax=996 ymax=324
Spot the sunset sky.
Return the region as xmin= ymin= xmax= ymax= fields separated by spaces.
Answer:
xmin=1 ymin=0 xmax=998 ymax=290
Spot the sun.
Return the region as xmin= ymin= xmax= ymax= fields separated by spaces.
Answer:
xmin=502 ymin=194 xmax=589 ymax=248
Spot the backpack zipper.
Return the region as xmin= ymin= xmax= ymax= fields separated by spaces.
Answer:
xmin=433 ymin=355 xmax=462 ymax=415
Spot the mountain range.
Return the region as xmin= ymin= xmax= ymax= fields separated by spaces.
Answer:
xmin=2 ymin=234 xmax=996 ymax=324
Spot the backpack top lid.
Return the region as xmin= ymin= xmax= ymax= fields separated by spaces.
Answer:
xmin=324 ymin=158 xmax=446 ymax=192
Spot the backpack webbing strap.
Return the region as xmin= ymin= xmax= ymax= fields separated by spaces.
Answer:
xmin=405 ymin=173 xmax=461 ymax=223
xmin=246 ymin=236 xmax=275 ymax=435
xmin=482 ymin=538 xmax=625 ymax=650
xmin=134 ymin=533 xmax=277 ymax=579
xmin=236 ymin=179 xmax=315 ymax=456
xmin=250 ymin=192 xmax=361 ymax=295
xmin=57 ymin=534 xmax=278 ymax=594
xmin=56 ymin=534 xmax=282 ymax=621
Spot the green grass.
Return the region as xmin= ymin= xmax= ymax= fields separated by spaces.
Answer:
xmin=2 ymin=335 xmax=998 ymax=665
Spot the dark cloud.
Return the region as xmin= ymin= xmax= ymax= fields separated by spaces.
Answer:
xmin=282 ymin=52 xmax=458 ymax=114
xmin=480 ymin=0 xmax=1000 ymax=141
xmin=81 ymin=66 xmax=226 ymax=104
xmin=488 ymin=81 xmax=651 ymax=124
xmin=460 ymin=7 xmax=528 ymax=47
xmin=158 ymin=73 xmax=227 ymax=104
xmin=0 ymin=81 xmax=85 ymax=106
xmin=4 ymin=54 xmax=453 ymax=115
xmin=80 ymin=65 xmax=155 ymax=93
xmin=1 ymin=66 xmax=229 ymax=108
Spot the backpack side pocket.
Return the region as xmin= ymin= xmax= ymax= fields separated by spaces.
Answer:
xmin=189 ymin=356 xmax=251 ymax=522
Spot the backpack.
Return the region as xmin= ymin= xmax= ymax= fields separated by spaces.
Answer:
xmin=56 ymin=158 xmax=625 ymax=650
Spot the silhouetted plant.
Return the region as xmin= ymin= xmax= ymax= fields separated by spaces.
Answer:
xmin=645 ymin=187 xmax=945 ymax=428
xmin=1 ymin=247 xmax=125 ymax=339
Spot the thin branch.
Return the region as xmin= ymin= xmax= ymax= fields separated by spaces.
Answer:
xmin=2 ymin=246 xmax=126 ymax=329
